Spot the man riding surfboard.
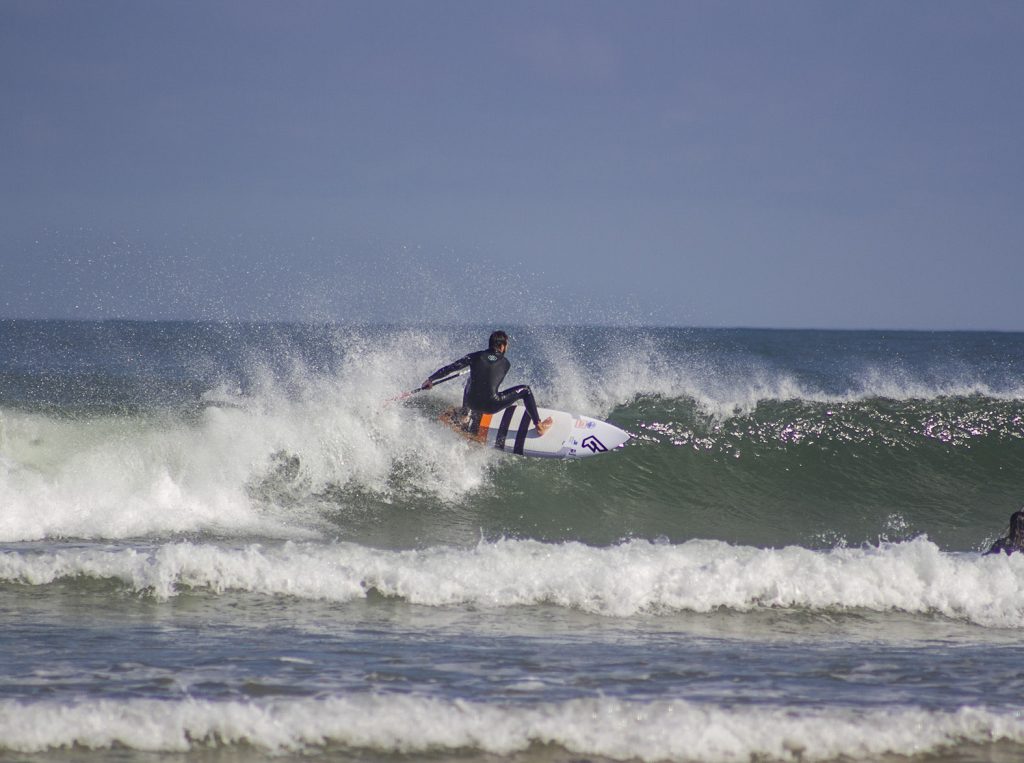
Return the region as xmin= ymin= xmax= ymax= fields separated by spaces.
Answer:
xmin=422 ymin=331 xmax=553 ymax=436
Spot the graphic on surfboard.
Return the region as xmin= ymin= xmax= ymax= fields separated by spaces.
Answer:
xmin=441 ymin=405 xmax=630 ymax=459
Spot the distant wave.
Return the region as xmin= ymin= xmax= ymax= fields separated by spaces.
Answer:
xmin=3 ymin=538 xmax=1024 ymax=628
xmin=523 ymin=327 xmax=1024 ymax=420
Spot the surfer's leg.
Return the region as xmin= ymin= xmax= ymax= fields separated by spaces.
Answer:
xmin=494 ymin=386 xmax=552 ymax=434
xmin=518 ymin=388 xmax=553 ymax=433
xmin=457 ymin=384 xmax=471 ymax=426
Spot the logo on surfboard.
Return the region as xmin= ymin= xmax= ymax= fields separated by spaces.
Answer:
xmin=580 ymin=435 xmax=607 ymax=453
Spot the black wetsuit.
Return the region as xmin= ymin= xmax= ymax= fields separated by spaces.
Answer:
xmin=985 ymin=537 xmax=1023 ymax=556
xmin=427 ymin=349 xmax=543 ymax=426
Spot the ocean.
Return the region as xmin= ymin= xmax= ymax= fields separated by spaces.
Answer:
xmin=1 ymin=320 xmax=1023 ymax=762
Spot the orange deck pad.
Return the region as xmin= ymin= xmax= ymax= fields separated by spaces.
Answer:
xmin=475 ymin=413 xmax=492 ymax=442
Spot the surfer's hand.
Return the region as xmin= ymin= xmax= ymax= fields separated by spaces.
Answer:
xmin=421 ymin=379 xmax=433 ymax=390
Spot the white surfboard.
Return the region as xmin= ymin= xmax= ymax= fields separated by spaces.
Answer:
xmin=442 ymin=405 xmax=630 ymax=459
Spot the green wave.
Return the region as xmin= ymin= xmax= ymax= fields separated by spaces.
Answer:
xmin=406 ymin=394 xmax=1024 ymax=552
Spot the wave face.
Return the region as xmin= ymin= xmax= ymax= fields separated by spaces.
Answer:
xmin=1 ymin=322 xmax=1022 ymax=549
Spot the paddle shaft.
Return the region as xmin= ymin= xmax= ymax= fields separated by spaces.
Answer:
xmin=392 ymin=370 xmax=466 ymax=401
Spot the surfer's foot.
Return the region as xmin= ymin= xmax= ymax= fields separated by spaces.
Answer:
xmin=535 ymin=417 xmax=553 ymax=436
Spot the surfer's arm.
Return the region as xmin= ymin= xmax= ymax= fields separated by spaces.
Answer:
xmin=985 ymin=537 xmax=1013 ymax=555
xmin=422 ymin=355 xmax=472 ymax=389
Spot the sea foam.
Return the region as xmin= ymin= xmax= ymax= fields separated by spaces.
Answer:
xmin=1 ymin=695 xmax=1022 ymax=760
xmin=3 ymin=537 xmax=1023 ymax=628
xmin=0 ymin=350 xmax=496 ymax=543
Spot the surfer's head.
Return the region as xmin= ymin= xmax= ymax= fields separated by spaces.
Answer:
xmin=489 ymin=330 xmax=509 ymax=354
xmin=1010 ymin=510 xmax=1024 ymax=544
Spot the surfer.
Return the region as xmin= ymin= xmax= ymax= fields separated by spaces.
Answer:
xmin=422 ymin=331 xmax=553 ymax=436
xmin=985 ymin=509 xmax=1024 ymax=555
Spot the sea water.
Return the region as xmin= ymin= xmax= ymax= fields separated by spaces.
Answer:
xmin=1 ymin=321 xmax=1024 ymax=762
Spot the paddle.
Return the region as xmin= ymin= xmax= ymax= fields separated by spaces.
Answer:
xmin=388 ymin=369 xmax=467 ymax=402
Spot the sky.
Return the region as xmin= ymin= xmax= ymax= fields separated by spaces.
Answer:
xmin=2 ymin=0 xmax=1022 ymax=329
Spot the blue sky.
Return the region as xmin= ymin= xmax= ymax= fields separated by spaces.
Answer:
xmin=2 ymin=0 xmax=1022 ymax=328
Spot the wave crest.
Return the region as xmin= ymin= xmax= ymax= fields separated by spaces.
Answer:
xmin=4 ymin=538 xmax=1023 ymax=627
xmin=1 ymin=695 xmax=1023 ymax=760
